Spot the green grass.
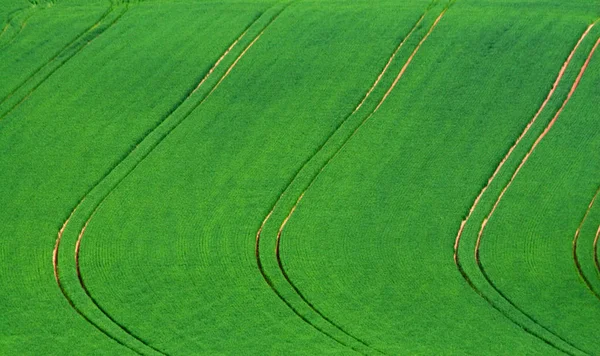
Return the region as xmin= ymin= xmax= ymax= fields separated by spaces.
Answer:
xmin=1 ymin=0 xmax=599 ymax=354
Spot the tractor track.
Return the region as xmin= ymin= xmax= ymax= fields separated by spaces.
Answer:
xmin=452 ymin=23 xmax=598 ymax=356
xmin=472 ymin=35 xmax=600 ymax=355
xmin=255 ymin=5 xmax=448 ymax=355
xmin=52 ymin=5 xmax=287 ymax=354
xmin=572 ymin=186 xmax=600 ymax=301
xmin=0 ymin=6 xmax=37 ymax=51
xmin=594 ymin=225 xmax=600 ymax=278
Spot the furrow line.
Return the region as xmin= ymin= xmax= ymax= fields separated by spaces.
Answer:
xmin=352 ymin=6 xmax=430 ymax=114
xmin=0 ymin=7 xmax=37 ymax=51
xmin=476 ymin=37 xmax=600 ymax=259
xmin=254 ymin=213 xmax=365 ymax=355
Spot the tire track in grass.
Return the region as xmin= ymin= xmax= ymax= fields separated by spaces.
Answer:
xmin=453 ymin=22 xmax=595 ymax=264
xmin=0 ymin=7 xmax=25 ymax=39
xmin=53 ymin=202 xmax=142 ymax=355
xmin=0 ymin=6 xmax=38 ymax=51
xmin=53 ymin=6 xmax=288 ymax=354
xmin=594 ymin=225 xmax=600 ymax=278
xmin=256 ymin=5 xmax=448 ymax=355
xmin=472 ymin=36 xmax=600 ymax=354
xmin=452 ymin=23 xmax=597 ymax=356
xmin=572 ymin=186 xmax=600 ymax=301
xmin=0 ymin=2 xmax=120 ymax=120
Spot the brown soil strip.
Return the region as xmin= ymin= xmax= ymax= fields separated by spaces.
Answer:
xmin=189 ymin=27 xmax=251 ymax=96
xmin=52 ymin=198 xmax=141 ymax=354
xmin=0 ymin=7 xmax=35 ymax=50
xmin=0 ymin=22 xmax=10 ymax=39
xmin=255 ymin=7 xmax=449 ymax=356
xmin=572 ymin=186 xmax=600 ymax=301
xmin=54 ymin=5 xmax=287 ymax=355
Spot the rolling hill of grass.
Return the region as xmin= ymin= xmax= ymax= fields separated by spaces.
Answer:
xmin=1 ymin=0 xmax=599 ymax=354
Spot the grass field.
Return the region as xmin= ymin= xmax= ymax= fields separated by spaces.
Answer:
xmin=1 ymin=0 xmax=599 ymax=354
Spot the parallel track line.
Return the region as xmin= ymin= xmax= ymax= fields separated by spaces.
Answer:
xmin=256 ymin=5 xmax=448 ymax=355
xmin=473 ymin=36 xmax=600 ymax=354
xmin=572 ymin=186 xmax=600 ymax=301
xmin=452 ymin=24 xmax=598 ymax=356
xmin=53 ymin=6 xmax=284 ymax=354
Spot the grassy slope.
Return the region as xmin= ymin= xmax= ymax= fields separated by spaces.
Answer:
xmin=279 ymin=1 xmax=597 ymax=354
xmin=481 ymin=34 xmax=600 ymax=353
xmin=2 ymin=0 xmax=599 ymax=354
xmin=76 ymin=1 xmax=434 ymax=354
xmin=0 ymin=1 xmax=271 ymax=354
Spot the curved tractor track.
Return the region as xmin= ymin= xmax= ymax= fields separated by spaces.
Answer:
xmin=594 ymin=225 xmax=600 ymax=278
xmin=256 ymin=4 xmax=449 ymax=355
xmin=453 ymin=23 xmax=598 ymax=356
xmin=572 ymin=186 xmax=600 ymax=301
xmin=53 ymin=5 xmax=290 ymax=355
xmin=0 ymin=5 xmax=38 ymax=50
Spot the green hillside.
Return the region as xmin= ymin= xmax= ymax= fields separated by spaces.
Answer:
xmin=1 ymin=0 xmax=599 ymax=354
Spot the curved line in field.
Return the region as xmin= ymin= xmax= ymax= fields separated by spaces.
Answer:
xmin=53 ymin=202 xmax=144 ymax=355
xmin=0 ymin=3 xmax=118 ymax=120
xmin=53 ymin=6 xmax=285 ymax=353
xmin=453 ymin=23 xmax=595 ymax=262
xmin=452 ymin=24 xmax=597 ymax=355
xmin=352 ymin=8 xmax=430 ymax=115
xmin=256 ymin=6 xmax=447 ymax=355
xmin=572 ymin=187 xmax=600 ymax=301
xmin=474 ymin=36 xmax=600 ymax=353
xmin=0 ymin=6 xmax=38 ymax=51
xmin=0 ymin=6 xmax=27 ymax=39
xmin=594 ymin=225 xmax=600 ymax=279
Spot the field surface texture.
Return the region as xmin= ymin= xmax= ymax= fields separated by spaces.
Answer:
xmin=1 ymin=0 xmax=599 ymax=355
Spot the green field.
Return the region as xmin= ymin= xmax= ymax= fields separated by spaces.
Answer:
xmin=1 ymin=0 xmax=599 ymax=354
